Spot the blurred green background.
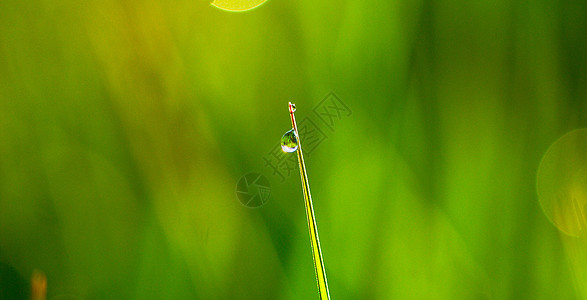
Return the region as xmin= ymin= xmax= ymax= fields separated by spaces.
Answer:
xmin=0 ymin=0 xmax=586 ymax=299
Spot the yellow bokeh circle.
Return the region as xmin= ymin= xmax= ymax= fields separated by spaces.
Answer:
xmin=537 ymin=129 xmax=587 ymax=236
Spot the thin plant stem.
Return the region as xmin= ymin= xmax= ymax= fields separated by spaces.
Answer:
xmin=288 ymin=102 xmax=330 ymax=300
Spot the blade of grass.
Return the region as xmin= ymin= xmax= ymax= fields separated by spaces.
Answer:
xmin=288 ymin=102 xmax=330 ymax=300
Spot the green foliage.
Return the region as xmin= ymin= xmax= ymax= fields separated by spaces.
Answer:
xmin=0 ymin=0 xmax=585 ymax=298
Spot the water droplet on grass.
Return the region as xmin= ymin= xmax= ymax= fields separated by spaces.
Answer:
xmin=281 ymin=129 xmax=298 ymax=153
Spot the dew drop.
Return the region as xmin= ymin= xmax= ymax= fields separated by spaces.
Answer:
xmin=281 ymin=129 xmax=298 ymax=153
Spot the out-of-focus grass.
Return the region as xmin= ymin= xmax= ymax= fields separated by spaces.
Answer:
xmin=0 ymin=0 xmax=585 ymax=299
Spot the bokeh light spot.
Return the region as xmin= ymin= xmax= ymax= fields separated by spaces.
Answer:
xmin=211 ymin=0 xmax=268 ymax=12
xmin=537 ymin=129 xmax=587 ymax=236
